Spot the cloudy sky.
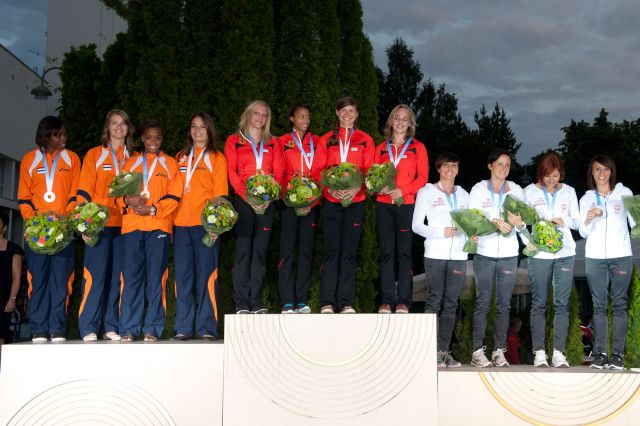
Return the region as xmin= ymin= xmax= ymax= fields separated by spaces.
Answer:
xmin=2 ymin=0 xmax=639 ymax=162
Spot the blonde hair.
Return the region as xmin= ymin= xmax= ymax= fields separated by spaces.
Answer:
xmin=101 ymin=109 xmax=135 ymax=154
xmin=383 ymin=104 xmax=416 ymax=141
xmin=238 ymin=100 xmax=272 ymax=142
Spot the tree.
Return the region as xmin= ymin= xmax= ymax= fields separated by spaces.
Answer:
xmin=473 ymin=103 xmax=521 ymax=158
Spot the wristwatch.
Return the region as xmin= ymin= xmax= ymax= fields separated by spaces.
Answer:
xmin=149 ymin=205 xmax=157 ymax=216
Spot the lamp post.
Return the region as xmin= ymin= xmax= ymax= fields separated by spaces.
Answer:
xmin=30 ymin=67 xmax=61 ymax=100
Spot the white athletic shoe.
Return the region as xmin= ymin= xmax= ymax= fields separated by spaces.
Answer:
xmin=552 ymin=349 xmax=570 ymax=368
xmin=533 ymin=349 xmax=549 ymax=367
xmin=471 ymin=347 xmax=493 ymax=367
xmin=492 ymin=348 xmax=510 ymax=367
xmin=82 ymin=333 xmax=98 ymax=342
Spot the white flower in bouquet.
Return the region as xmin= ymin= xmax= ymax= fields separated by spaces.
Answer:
xmin=123 ymin=173 xmax=132 ymax=181
xmin=207 ymin=215 xmax=216 ymax=224
xmin=55 ymin=234 xmax=64 ymax=242
xmin=256 ymin=185 xmax=265 ymax=194
xmin=98 ymin=212 xmax=107 ymax=219
xmin=77 ymin=223 xmax=87 ymax=233
xmin=289 ymin=194 xmax=297 ymax=202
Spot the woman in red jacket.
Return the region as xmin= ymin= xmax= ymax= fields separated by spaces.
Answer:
xmin=311 ymin=96 xmax=374 ymax=314
xmin=375 ymin=104 xmax=428 ymax=314
xmin=225 ymin=100 xmax=284 ymax=314
xmin=278 ymin=103 xmax=318 ymax=314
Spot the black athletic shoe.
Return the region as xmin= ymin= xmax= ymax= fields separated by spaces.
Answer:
xmin=608 ymin=353 xmax=624 ymax=370
xmin=590 ymin=352 xmax=608 ymax=369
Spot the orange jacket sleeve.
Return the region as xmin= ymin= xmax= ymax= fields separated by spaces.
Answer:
xmin=17 ymin=151 xmax=36 ymax=219
xmin=155 ymin=157 xmax=183 ymax=219
xmin=76 ymin=149 xmax=98 ymax=204
xmin=65 ymin=152 xmax=82 ymax=212
xmin=212 ymin=151 xmax=229 ymax=198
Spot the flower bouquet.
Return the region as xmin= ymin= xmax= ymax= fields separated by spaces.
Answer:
xmin=107 ymin=171 xmax=143 ymax=197
xmin=365 ymin=163 xmax=403 ymax=206
xmin=500 ymin=194 xmax=540 ymax=236
xmin=623 ymin=195 xmax=640 ymax=239
xmin=24 ymin=212 xmax=72 ymax=255
xmin=69 ymin=202 xmax=110 ymax=247
xmin=450 ymin=208 xmax=498 ymax=254
xmin=321 ymin=162 xmax=363 ymax=207
xmin=521 ymin=219 xmax=564 ymax=257
xmin=201 ymin=197 xmax=238 ymax=247
xmin=245 ymin=171 xmax=281 ymax=215
xmin=283 ymin=174 xmax=322 ymax=216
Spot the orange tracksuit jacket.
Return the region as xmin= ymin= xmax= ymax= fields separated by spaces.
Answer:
xmin=76 ymin=145 xmax=137 ymax=227
xmin=311 ymin=129 xmax=374 ymax=204
xmin=173 ymin=148 xmax=229 ymax=227
xmin=374 ymin=139 xmax=429 ymax=205
xmin=116 ymin=151 xmax=183 ymax=235
xmin=18 ymin=148 xmax=81 ymax=218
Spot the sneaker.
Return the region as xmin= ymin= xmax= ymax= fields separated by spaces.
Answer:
xmin=51 ymin=333 xmax=66 ymax=343
xmin=552 ymin=349 xmax=570 ymax=368
xmin=32 ymin=333 xmax=47 ymax=343
xmin=590 ymin=352 xmax=608 ymax=369
xmin=395 ymin=304 xmax=409 ymax=314
xmin=436 ymin=351 xmax=447 ymax=368
xmin=471 ymin=347 xmax=493 ymax=368
xmin=170 ymin=333 xmax=190 ymax=341
xmin=201 ymin=335 xmax=217 ymax=341
xmin=296 ymin=303 xmax=311 ymax=314
xmin=82 ymin=333 xmax=98 ymax=342
xmin=533 ymin=349 xmax=549 ymax=367
xmin=282 ymin=304 xmax=296 ymax=314
xmin=378 ymin=304 xmax=392 ymax=314
xmin=236 ymin=309 xmax=251 ymax=314
xmin=104 ymin=331 xmax=121 ymax=341
xmin=444 ymin=352 xmax=462 ymax=368
xmin=320 ymin=305 xmax=334 ymax=314
xmin=143 ymin=334 xmax=158 ymax=342
xmin=608 ymin=353 xmax=624 ymax=370
xmin=340 ymin=306 xmax=356 ymax=314
xmin=492 ymin=348 xmax=509 ymax=367
xmin=252 ymin=308 xmax=269 ymax=314
xmin=121 ymin=335 xmax=135 ymax=342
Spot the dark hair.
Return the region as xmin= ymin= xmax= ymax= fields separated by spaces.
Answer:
xmin=35 ymin=116 xmax=65 ymax=149
xmin=435 ymin=152 xmax=461 ymax=171
xmin=0 ymin=209 xmax=8 ymax=229
xmin=487 ymin=147 xmax=511 ymax=165
xmin=288 ymin=102 xmax=312 ymax=129
xmin=587 ymin=154 xmax=616 ymax=191
xmin=180 ymin=112 xmax=220 ymax=155
xmin=327 ymin=96 xmax=358 ymax=147
xmin=139 ymin=120 xmax=164 ymax=137
xmin=536 ymin=151 xmax=565 ymax=184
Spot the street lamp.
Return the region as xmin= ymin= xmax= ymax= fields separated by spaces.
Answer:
xmin=30 ymin=67 xmax=61 ymax=100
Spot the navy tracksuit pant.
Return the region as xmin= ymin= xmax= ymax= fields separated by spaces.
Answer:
xmin=78 ymin=227 xmax=123 ymax=337
xmin=26 ymin=241 xmax=75 ymax=336
xmin=120 ymin=230 xmax=170 ymax=337
xmin=173 ymin=226 xmax=220 ymax=337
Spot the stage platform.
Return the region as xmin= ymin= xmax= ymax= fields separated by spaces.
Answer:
xmin=1 ymin=314 xmax=640 ymax=425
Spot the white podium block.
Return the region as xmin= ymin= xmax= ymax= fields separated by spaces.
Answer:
xmin=0 ymin=341 xmax=224 ymax=425
xmin=438 ymin=367 xmax=640 ymax=426
xmin=223 ymin=314 xmax=437 ymax=425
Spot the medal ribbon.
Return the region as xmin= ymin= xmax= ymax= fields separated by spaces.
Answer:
xmin=185 ymin=146 xmax=206 ymax=189
xmin=240 ymin=131 xmax=265 ymax=170
xmin=438 ymin=182 xmax=458 ymax=210
xmin=386 ymin=138 xmax=412 ymax=167
xmin=110 ymin=146 xmax=128 ymax=175
xmin=489 ymin=180 xmax=507 ymax=217
xmin=292 ymin=130 xmax=314 ymax=173
xmin=338 ymin=127 xmax=354 ymax=163
xmin=41 ymin=148 xmax=61 ymax=199
xmin=542 ymin=185 xmax=558 ymax=218
xmin=142 ymin=152 xmax=159 ymax=196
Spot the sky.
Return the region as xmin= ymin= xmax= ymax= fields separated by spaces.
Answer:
xmin=2 ymin=0 xmax=639 ymax=162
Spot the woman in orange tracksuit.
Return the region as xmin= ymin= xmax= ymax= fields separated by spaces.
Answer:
xmin=76 ymin=109 xmax=136 ymax=342
xmin=374 ymin=104 xmax=428 ymax=314
xmin=172 ymin=112 xmax=227 ymax=341
xmin=225 ymin=100 xmax=284 ymax=314
xmin=116 ymin=120 xmax=183 ymax=342
xmin=18 ymin=116 xmax=81 ymax=342
xmin=311 ymin=96 xmax=374 ymax=314
xmin=278 ymin=102 xmax=318 ymax=314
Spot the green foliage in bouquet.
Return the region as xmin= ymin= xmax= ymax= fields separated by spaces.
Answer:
xmin=622 ymin=195 xmax=640 ymax=239
xmin=69 ymin=202 xmax=110 ymax=247
xmin=107 ymin=171 xmax=143 ymax=197
xmin=245 ymin=171 xmax=281 ymax=214
xmin=24 ymin=212 xmax=73 ymax=255
xmin=450 ymin=208 xmax=497 ymax=254
xmin=365 ymin=163 xmax=402 ymax=206
xmin=283 ymin=175 xmax=322 ymax=216
xmin=321 ymin=162 xmax=363 ymax=207
xmin=202 ymin=197 xmax=238 ymax=247
xmin=501 ymin=194 xmax=540 ymax=225
xmin=521 ymin=220 xmax=564 ymax=257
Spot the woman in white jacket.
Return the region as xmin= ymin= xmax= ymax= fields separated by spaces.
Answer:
xmin=579 ymin=154 xmax=634 ymax=370
xmin=469 ymin=148 xmax=524 ymax=368
xmin=412 ymin=152 xmax=468 ymax=368
xmin=523 ymin=152 xmax=579 ymax=368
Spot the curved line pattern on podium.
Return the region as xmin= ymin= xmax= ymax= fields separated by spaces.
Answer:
xmin=479 ymin=371 xmax=640 ymax=426
xmin=7 ymin=379 xmax=175 ymax=426
xmin=225 ymin=315 xmax=435 ymax=419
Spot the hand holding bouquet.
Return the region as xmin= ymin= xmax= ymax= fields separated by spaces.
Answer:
xmin=24 ymin=212 xmax=72 ymax=255
xmin=245 ymin=171 xmax=281 ymax=215
xmin=69 ymin=202 xmax=110 ymax=247
xmin=450 ymin=208 xmax=498 ymax=254
xmin=521 ymin=219 xmax=564 ymax=256
xmin=283 ymin=174 xmax=322 ymax=216
xmin=500 ymin=194 xmax=540 ymax=236
xmin=202 ymin=197 xmax=238 ymax=247
xmin=321 ymin=162 xmax=363 ymax=207
xmin=623 ymin=195 xmax=640 ymax=239
xmin=365 ymin=163 xmax=403 ymax=206
xmin=107 ymin=171 xmax=143 ymax=197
